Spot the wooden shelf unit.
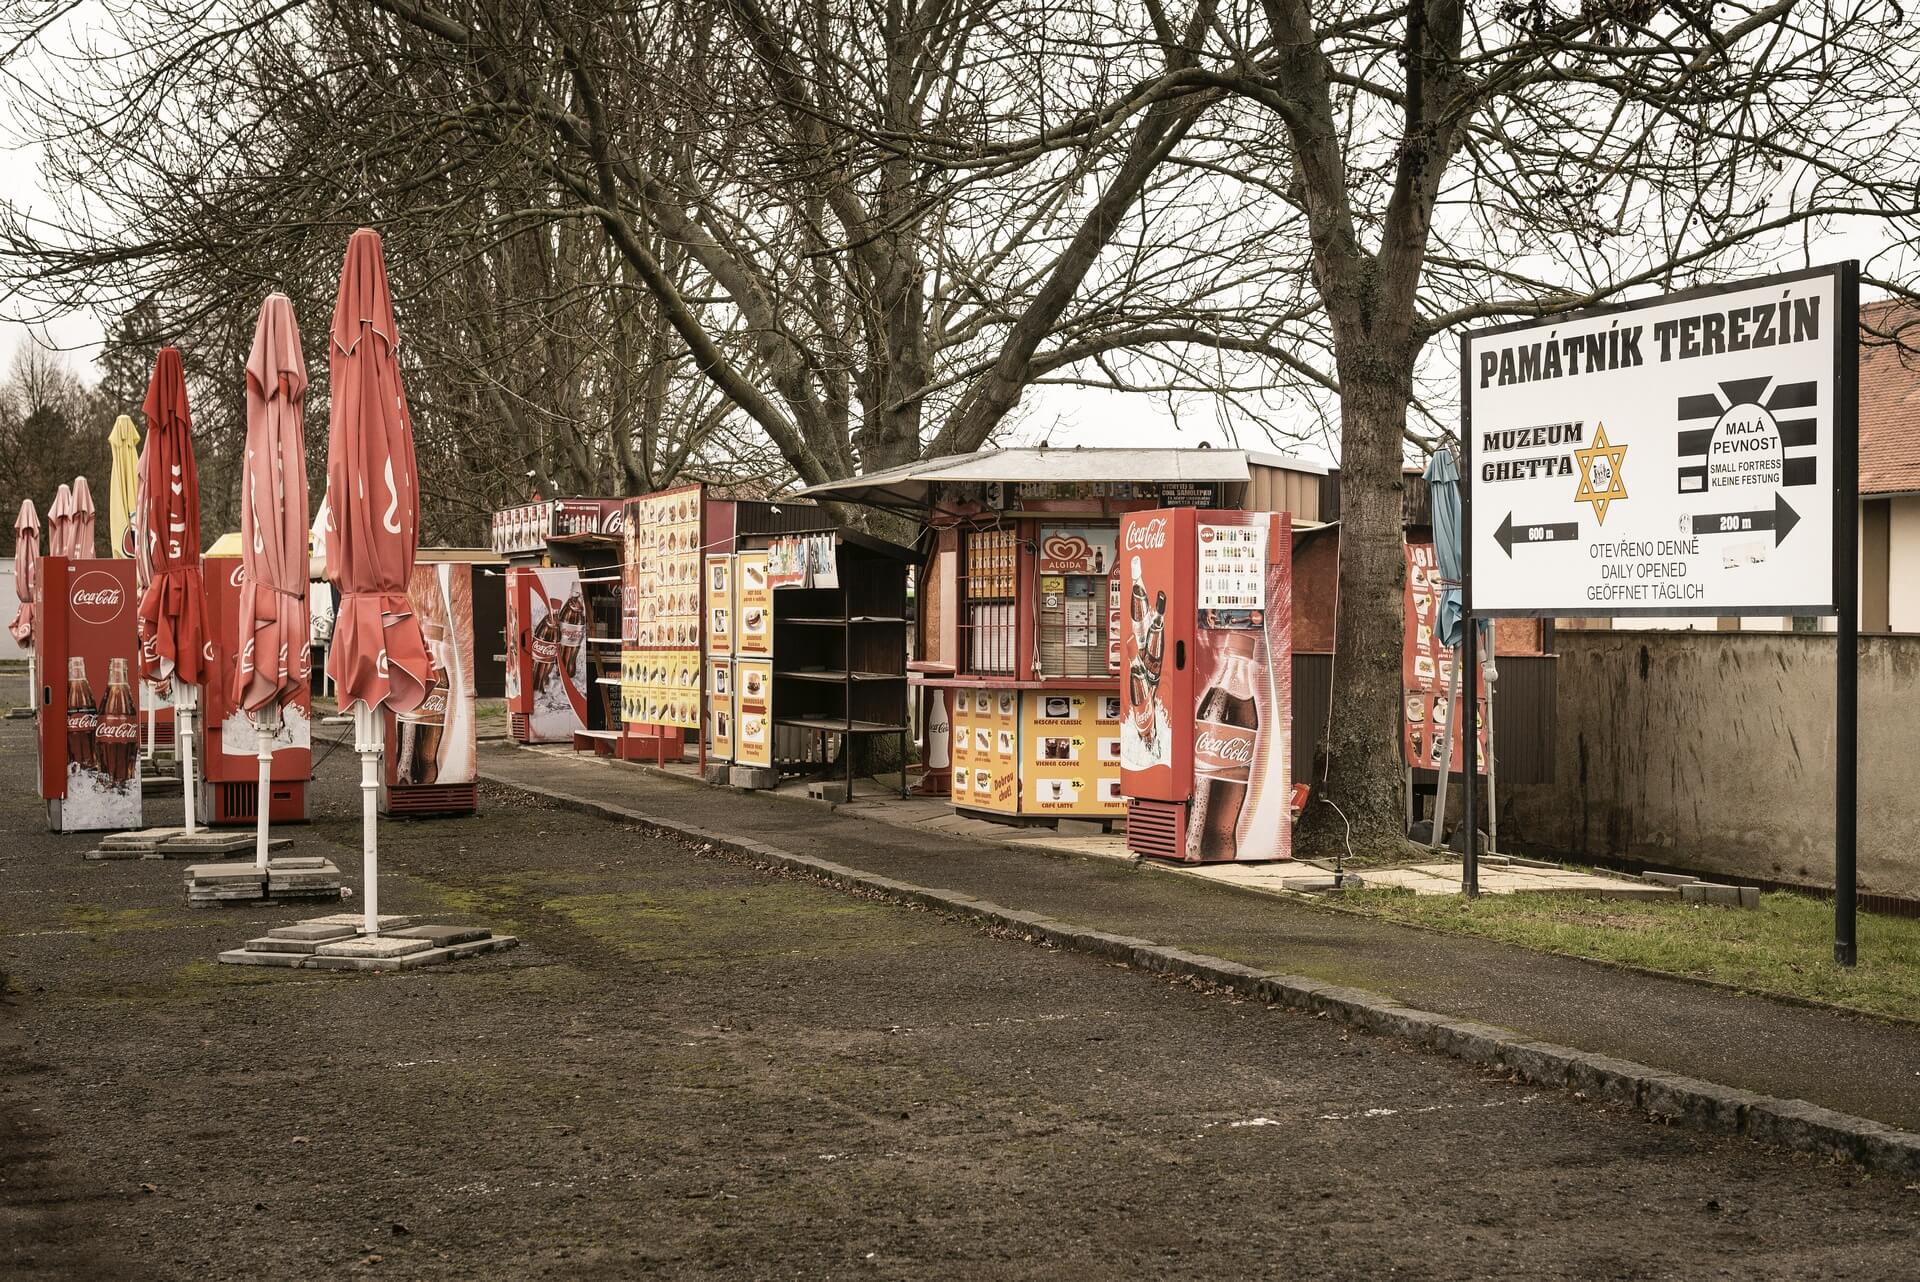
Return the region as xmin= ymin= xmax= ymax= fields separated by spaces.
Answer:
xmin=769 ymin=534 xmax=914 ymax=798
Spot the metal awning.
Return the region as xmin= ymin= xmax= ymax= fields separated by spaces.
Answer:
xmin=797 ymin=446 xmax=1327 ymax=512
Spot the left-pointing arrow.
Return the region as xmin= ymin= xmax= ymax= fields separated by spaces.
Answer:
xmin=1495 ymin=512 xmax=1580 ymax=557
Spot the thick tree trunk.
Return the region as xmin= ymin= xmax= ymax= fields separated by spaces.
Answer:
xmin=1296 ymin=366 xmax=1413 ymax=860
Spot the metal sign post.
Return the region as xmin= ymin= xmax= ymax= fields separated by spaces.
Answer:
xmin=1833 ymin=265 xmax=1860 ymax=966
xmin=1462 ymin=262 xmax=1858 ymax=962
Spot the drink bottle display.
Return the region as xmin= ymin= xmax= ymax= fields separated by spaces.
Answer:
xmin=66 ymin=656 xmax=98 ymax=770
xmin=96 ymin=658 xmax=139 ymax=786
xmin=558 ymin=589 xmax=586 ymax=677
xmin=530 ymin=598 xmax=562 ymax=692
xmin=1186 ymin=631 xmax=1260 ymax=860
xmin=398 ymin=624 xmax=449 ymax=785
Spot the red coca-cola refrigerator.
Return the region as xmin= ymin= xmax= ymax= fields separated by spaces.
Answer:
xmin=34 ymin=557 xmax=143 ymax=832
xmin=1119 ymin=509 xmax=1292 ymax=863
xmin=383 ymin=561 xmax=480 ymax=815
xmin=198 ymin=556 xmax=310 ymax=825
xmin=504 ymin=565 xmax=587 ymax=744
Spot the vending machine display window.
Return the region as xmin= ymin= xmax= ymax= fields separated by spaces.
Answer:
xmin=1034 ymin=523 xmax=1120 ymax=680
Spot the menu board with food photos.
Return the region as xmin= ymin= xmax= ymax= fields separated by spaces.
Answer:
xmin=1402 ymin=541 xmax=1487 ymax=775
xmin=707 ymin=657 xmax=735 ymax=761
xmin=621 ymin=483 xmax=704 ymax=730
xmin=735 ymin=658 xmax=773 ymax=767
xmin=1023 ymin=690 xmax=1124 ymax=817
xmin=705 ymin=555 xmax=735 ymax=656
xmin=949 ymin=688 xmax=1018 ymax=813
xmin=736 ymin=552 xmax=773 ymax=658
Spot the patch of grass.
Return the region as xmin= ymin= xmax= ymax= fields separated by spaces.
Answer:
xmin=1339 ymin=886 xmax=1920 ymax=1021
xmin=62 ymin=905 xmax=176 ymax=936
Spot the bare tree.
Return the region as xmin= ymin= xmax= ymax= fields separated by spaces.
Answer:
xmin=6 ymin=0 xmax=1918 ymax=849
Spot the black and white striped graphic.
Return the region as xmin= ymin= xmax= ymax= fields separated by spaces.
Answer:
xmin=1675 ymin=377 xmax=1818 ymax=493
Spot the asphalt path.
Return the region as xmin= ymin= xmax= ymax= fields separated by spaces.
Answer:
xmin=2 ymin=713 xmax=1916 ymax=1280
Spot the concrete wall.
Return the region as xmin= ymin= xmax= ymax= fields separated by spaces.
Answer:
xmin=1508 ymin=630 xmax=1920 ymax=901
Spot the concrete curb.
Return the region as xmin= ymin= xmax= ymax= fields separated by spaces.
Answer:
xmin=481 ymin=767 xmax=1920 ymax=1180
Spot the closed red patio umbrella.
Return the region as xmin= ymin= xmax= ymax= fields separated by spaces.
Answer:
xmin=237 ymin=294 xmax=312 ymax=870
xmin=47 ymin=483 xmax=73 ymax=559
xmin=324 ymin=228 xmax=430 ymax=935
xmin=137 ymin=347 xmax=208 ymax=831
xmin=11 ymin=501 xmax=38 ymax=718
xmin=70 ymin=476 xmax=97 ymax=558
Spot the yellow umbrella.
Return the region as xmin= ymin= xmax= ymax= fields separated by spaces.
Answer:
xmin=108 ymin=413 xmax=140 ymax=558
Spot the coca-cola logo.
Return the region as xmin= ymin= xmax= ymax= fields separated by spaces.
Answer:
xmin=1194 ymin=724 xmax=1255 ymax=771
xmin=229 ymin=562 xmax=246 ymax=588
xmin=1124 ymin=518 xmax=1168 ymax=552
xmin=71 ymin=572 xmax=126 ymax=625
xmin=97 ymin=719 xmax=138 ymax=742
xmin=68 ymin=709 xmax=98 ymax=732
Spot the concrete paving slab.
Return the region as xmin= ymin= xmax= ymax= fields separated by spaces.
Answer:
xmin=243 ymin=936 xmax=324 ymax=954
xmin=305 ymin=913 xmax=413 ymax=931
xmin=387 ymin=924 xmax=492 ymax=947
xmin=216 ymin=948 xmax=306 ymax=968
xmin=313 ymin=936 xmax=433 ymax=960
xmin=268 ymin=921 xmax=362 ymax=941
xmin=268 ymin=856 xmax=330 ymax=871
xmin=393 ymin=935 xmax=521 ymax=969
xmin=185 ymin=863 xmax=267 ymax=884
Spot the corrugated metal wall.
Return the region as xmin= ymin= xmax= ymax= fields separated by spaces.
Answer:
xmin=1246 ymin=466 xmax=1322 ymax=522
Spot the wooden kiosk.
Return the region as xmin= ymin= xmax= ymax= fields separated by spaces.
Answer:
xmin=801 ymin=447 xmax=1326 ymax=827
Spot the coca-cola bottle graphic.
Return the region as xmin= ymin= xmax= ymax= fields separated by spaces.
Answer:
xmin=1186 ymin=631 xmax=1261 ymax=861
xmin=558 ymin=589 xmax=586 ymax=684
xmin=530 ymin=597 xmax=562 ymax=696
xmin=96 ymin=658 xmax=139 ymax=787
xmin=66 ymin=656 xmax=99 ymax=771
xmin=398 ymin=636 xmax=449 ymax=786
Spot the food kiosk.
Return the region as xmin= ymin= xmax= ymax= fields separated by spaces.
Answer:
xmin=492 ymin=498 xmax=625 ymax=747
xmin=801 ymin=447 xmax=1326 ymax=828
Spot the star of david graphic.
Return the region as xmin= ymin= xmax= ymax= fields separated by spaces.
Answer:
xmin=1573 ymin=423 xmax=1628 ymax=524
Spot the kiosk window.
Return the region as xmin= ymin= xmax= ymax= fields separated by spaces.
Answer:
xmin=1036 ymin=524 xmax=1120 ymax=679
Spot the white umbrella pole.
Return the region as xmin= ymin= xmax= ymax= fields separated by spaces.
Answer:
xmin=178 ymin=684 xmax=198 ymax=834
xmin=144 ymin=685 xmax=156 ymax=761
xmin=355 ymin=700 xmax=381 ymax=937
xmin=254 ymin=709 xmax=278 ymax=872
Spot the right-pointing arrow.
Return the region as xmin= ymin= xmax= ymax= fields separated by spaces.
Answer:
xmin=1690 ymin=493 xmax=1802 ymax=545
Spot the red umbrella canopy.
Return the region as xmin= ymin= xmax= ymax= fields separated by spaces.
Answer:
xmin=136 ymin=347 xmax=207 ymax=692
xmin=234 ymin=294 xmax=312 ymax=714
xmin=323 ymin=228 xmax=429 ymax=714
xmin=47 ymin=483 xmax=73 ymax=559
xmin=69 ymin=475 xmax=97 ymax=558
xmin=8 ymin=500 xmax=36 ymax=645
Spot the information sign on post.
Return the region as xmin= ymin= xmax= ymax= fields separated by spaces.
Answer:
xmin=1461 ymin=262 xmax=1859 ymax=961
xmin=1465 ymin=265 xmax=1845 ymax=618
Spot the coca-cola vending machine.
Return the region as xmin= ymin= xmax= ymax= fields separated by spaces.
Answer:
xmin=35 ymin=557 xmax=143 ymax=832
xmin=504 ymin=565 xmax=587 ymax=743
xmin=199 ymin=556 xmax=310 ymax=824
xmin=1119 ymin=509 xmax=1292 ymax=863
xmin=383 ymin=561 xmax=479 ymax=815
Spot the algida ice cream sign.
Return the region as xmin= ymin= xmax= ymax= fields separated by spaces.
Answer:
xmin=1463 ymin=264 xmax=1849 ymax=619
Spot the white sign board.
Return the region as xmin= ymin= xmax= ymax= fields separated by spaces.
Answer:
xmin=1464 ymin=264 xmax=1852 ymax=618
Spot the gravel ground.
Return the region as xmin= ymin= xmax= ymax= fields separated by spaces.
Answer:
xmin=2 ymin=716 xmax=1917 ymax=1281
